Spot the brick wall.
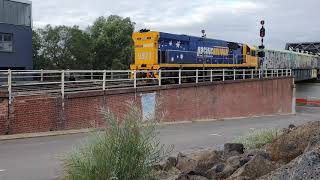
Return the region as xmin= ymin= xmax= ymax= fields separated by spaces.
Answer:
xmin=0 ymin=77 xmax=293 ymax=135
xmin=0 ymin=97 xmax=8 ymax=134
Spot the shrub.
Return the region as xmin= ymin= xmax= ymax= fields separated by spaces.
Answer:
xmin=63 ymin=102 xmax=169 ymax=180
xmin=233 ymin=128 xmax=281 ymax=150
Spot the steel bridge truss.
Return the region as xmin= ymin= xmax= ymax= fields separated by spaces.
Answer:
xmin=285 ymin=42 xmax=320 ymax=56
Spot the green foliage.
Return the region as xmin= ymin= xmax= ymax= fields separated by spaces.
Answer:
xmin=233 ymin=128 xmax=281 ymax=149
xmin=63 ymin=103 xmax=169 ymax=180
xmin=90 ymin=15 xmax=135 ymax=70
xmin=32 ymin=15 xmax=135 ymax=70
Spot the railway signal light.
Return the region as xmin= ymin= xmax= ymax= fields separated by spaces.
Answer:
xmin=260 ymin=27 xmax=265 ymax=38
xmin=258 ymin=51 xmax=265 ymax=58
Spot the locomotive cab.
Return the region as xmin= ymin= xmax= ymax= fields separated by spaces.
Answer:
xmin=130 ymin=31 xmax=160 ymax=78
xmin=243 ymin=44 xmax=258 ymax=67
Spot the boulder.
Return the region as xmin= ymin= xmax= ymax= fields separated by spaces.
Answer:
xmin=224 ymin=143 xmax=244 ymax=154
xmin=153 ymin=167 xmax=181 ymax=180
xmin=259 ymin=146 xmax=320 ymax=180
xmin=176 ymin=152 xmax=198 ymax=173
xmin=153 ymin=156 xmax=177 ymax=171
xmin=176 ymin=174 xmax=209 ymax=180
xmin=176 ymin=150 xmax=223 ymax=175
xmin=227 ymin=153 xmax=280 ymax=180
xmin=226 ymin=156 xmax=242 ymax=169
xmin=267 ymin=121 xmax=320 ymax=163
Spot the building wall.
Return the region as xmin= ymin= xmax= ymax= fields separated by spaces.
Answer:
xmin=0 ymin=77 xmax=294 ymax=135
xmin=0 ymin=23 xmax=32 ymax=69
xmin=0 ymin=0 xmax=32 ymax=70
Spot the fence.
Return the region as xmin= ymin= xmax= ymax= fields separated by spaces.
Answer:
xmin=0 ymin=69 xmax=292 ymax=100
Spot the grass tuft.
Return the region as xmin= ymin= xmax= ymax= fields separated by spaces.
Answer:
xmin=63 ymin=102 xmax=170 ymax=180
xmin=233 ymin=128 xmax=281 ymax=150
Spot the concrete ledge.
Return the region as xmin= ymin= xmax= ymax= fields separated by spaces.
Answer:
xmin=65 ymin=77 xmax=293 ymax=99
xmin=0 ymin=112 xmax=295 ymax=141
xmin=0 ymin=128 xmax=95 ymax=141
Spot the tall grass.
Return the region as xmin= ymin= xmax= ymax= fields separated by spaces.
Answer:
xmin=63 ymin=102 xmax=169 ymax=180
xmin=233 ymin=128 xmax=281 ymax=150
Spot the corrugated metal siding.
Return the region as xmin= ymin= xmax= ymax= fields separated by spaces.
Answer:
xmin=0 ymin=0 xmax=31 ymax=26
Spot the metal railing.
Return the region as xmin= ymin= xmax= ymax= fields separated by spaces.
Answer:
xmin=0 ymin=69 xmax=292 ymax=100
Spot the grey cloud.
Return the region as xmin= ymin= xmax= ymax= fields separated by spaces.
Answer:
xmin=31 ymin=0 xmax=320 ymax=49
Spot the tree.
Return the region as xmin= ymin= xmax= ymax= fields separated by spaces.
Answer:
xmin=32 ymin=15 xmax=135 ymax=70
xmin=90 ymin=15 xmax=135 ymax=70
xmin=33 ymin=25 xmax=93 ymax=69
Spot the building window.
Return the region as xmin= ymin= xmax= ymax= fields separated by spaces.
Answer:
xmin=0 ymin=33 xmax=13 ymax=52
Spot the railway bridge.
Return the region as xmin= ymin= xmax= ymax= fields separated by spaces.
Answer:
xmin=0 ymin=69 xmax=295 ymax=135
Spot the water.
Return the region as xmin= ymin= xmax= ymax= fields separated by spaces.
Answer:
xmin=296 ymin=83 xmax=320 ymax=100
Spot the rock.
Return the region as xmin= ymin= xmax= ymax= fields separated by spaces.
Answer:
xmin=226 ymin=156 xmax=242 ymax=169
xmin=259 ymin=145 xmax=320 ymax=180
xmin=227 ymin=153 xmax=280 ymax=180
xmin=176 ymin=174 xmax=209 ymax=180
xmin=176 ymin=152 xmax=198 ymax=173
xmin=224 ymin=143 xmax=244 ymax=154
xmin=267 ymin=121 xmax=320 ymax=163
xmin=216 ymin=165 xmax=238 ymax=179
xmin=176 ymin=150 xmax=224 ymax=175
xmin=153 ymin=156 xmax=177 ymax=171
xmin=304 ymin=136 xmax=320 ymax=153
xmin=164 ymin=156 xmax=178 ymax=171
xmin=288 ymin=124 xmax=296 ymax=129
xmin=188 ymin=175 xmax=209 ymax=180
xmin=153 ymin=167 xmax=181 ymax=180
xmin=215 ymin=163 xmax=226 ymax=173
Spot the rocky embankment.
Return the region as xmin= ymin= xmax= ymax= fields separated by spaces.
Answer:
xmin=154 ymin=121 xmax=320 ymax=180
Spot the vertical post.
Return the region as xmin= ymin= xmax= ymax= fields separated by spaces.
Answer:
xmin=265 ymin=70 xmax=268 ymax=78
xmin=8 ymin=69 xmax=12 ymax=105
xmin=134 ymin=70 xmax=137 ymax=88
xmin=281 ymin=69 xmax=284 ymax=77
xmin=286 ymin=69 xmax=288 ymax=76
xmin=233 ymin=69 xmax=236 ymax=80
xmin=259 ymin=69 xmax=261 ymax=79
xmin=102 ymin=70 xmax=106 ymax=91
xmin=40 ymin=69 xmax=44 ymax=82
xmin=251 ymin=69 xmax=254 ymax=79
xmin=290 ymin=69 xmax=292 ymax=76
xmin=91 ymin=71 xmax=93 ymax=80
xmin=222 ymin=69 xmax=225 ymax=81
xmin=179 ymin=69 xmax=182 ymax=85
xmin=276 ymin=69 xmax=279 ymax=77
xmin=292 ymin=79 xmax=296 ymax=114
xmin=158 ymin=69 xmax=162 ymax=86
xmin=61 ymin=70 xmax=65 ymax=100
xmin=196 ymin=69 xmax=199 ymax=83
xmin=243 ymin=69 xmax=245 ymax=79
xmin=210 ymin=69 xmax=213 ymax=82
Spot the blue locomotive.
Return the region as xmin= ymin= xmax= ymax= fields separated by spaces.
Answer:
xmin=130 ymin=30 xmax=258 ymax=77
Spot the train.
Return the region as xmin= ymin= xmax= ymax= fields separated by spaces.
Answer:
xmin=130 ymin=30 xmax=320 ymax=79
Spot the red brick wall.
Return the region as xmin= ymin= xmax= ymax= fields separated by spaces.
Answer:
xmin=158 ymin=78 xmax=293 ymax=122
xmin=0 ymin=78 xmax=293 ymax=135
xmin=9 ymin=95 xmax=61 ymax=134
xmin=0 ymin=98 xmax=8 ymax=135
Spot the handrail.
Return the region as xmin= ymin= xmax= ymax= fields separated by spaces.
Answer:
xmin=0 ymin=69 xmax=292 ymax=103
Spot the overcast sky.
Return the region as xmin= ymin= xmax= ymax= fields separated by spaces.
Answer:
xmin=31 ymin=0 xmax=319 ymax=49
